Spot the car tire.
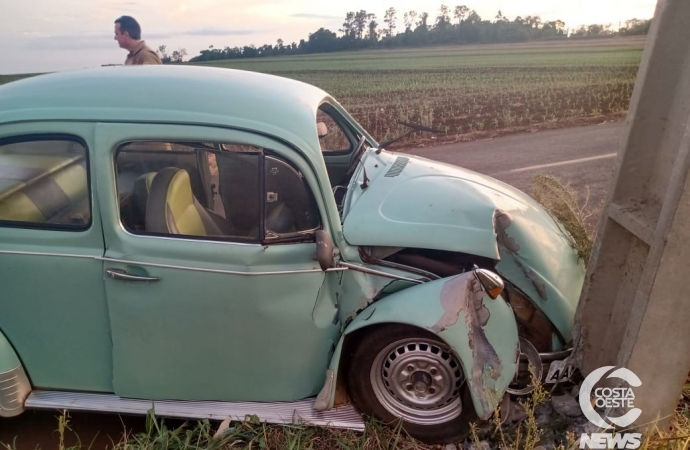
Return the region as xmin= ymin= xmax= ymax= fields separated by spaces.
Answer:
xmin=347 ymin=324 xmax=479 ymax=444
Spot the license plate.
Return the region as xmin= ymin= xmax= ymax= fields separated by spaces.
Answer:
xmin=545 ymin=359 xmax=575 ymax=384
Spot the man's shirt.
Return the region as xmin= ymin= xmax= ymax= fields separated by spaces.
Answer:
xmin=125 ymin=41 xmax=162 ymax=65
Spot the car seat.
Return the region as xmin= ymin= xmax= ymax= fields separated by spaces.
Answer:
xmin=145 ymin=167 xmax=224 ymax=237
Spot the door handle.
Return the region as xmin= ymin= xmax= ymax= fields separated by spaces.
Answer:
xmin=106 ymin=268 xmax=160 ymax=282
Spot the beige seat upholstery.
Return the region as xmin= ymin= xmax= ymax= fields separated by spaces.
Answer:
xmin=145 ymin=167 xmax=223 ymax=237
xmin=0 ymin=154 xmax=89 ymax=224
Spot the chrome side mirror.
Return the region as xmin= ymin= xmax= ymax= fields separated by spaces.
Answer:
xmin=473 ymin=268 xmax=505 ymax=299
xmin=315 ymin=230 xmax=336 ymax=271
xmin=317 ymin=122 xmax=328 ymax=139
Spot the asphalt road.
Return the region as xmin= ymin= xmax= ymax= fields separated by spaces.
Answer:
xmin=0 ymin=122 xmax=625 ymax=447
xmin=402 ymin=121 xmax=625 ymax=209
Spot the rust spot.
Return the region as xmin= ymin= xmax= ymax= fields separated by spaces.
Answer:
xmin=431 ymin=275 xmax=503 ymax=416
xmin=333 ymin=380 xmax=350 ymax=407
xmin=493 ymin=209 xmax=519 ymax=254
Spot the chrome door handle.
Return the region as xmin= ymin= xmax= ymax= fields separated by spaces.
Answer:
xmin=106 ymin=268 xmax=160 ymax=282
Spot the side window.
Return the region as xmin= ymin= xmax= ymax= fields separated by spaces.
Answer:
xmin=116 ymin=141 xmax=210 ymax=235
xmin=0 ymin=137 xmax=91 ymax=229
xmin=317 ymin=106 xmax=352 ymax=152
xmin=264 ymin=155 xmax=321 ymax=239
xmin=115 ymin=141 xmax=320 ymax=243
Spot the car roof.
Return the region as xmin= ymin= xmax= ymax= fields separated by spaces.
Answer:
xmin=0 ymin=65 xmax=330 ymax=156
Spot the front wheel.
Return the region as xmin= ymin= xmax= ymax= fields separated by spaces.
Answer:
xmin=347 ymin=325 xmax=479 ymax=444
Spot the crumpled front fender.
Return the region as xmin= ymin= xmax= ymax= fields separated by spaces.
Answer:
xmin=326 ymin=271 xmax=519 ymax=420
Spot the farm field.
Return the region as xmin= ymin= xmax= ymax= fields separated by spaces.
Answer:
xmin=1 ymin=37 xmax=645 ymax=148
xmin=195 ymin=37 xmax=645 ymax=147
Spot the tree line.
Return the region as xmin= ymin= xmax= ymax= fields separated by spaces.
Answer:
xmin=171 ymin=7 xmax=651 ymax=63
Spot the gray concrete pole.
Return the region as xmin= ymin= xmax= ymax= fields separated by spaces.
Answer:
xmin=573 ymin=0 xmax=690 ymax=429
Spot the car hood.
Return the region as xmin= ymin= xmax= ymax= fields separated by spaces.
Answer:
xmin=341 ymin=150 xmax=586 ymax=340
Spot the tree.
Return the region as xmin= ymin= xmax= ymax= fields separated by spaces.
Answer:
xmin=620 ymin=18 xmax=652 ymax=35
xmin=340 ymin=12 xmax=356 ymax=38
xmin=242 ymin=45 xmax=258 ymax=57
xmin=436 ymin=5 xmax=451 ymax=29
xmin=306 ymin=28 xmax=339 ymax=53
xmin=170 ymin=48 xmax=187 ymax=63
xmin=404 ymin=11 xmax=418 ymax=31
xmin=454 ymin=5 xmax=469 ymax=24
xmin=542 ymin=20 xmax=566 ymax=36
xmin=157 ymin=45 xmax=171 ymax=64
xmin=524 ymin=15 xmax=542 ymax=29
xmin=354 ymin=10 xmax=372 ymax=39
xmin=368 ymin=17 xmax=379 ymax=42
xmin=186 ymin=8 xmax=653 ymax=62
xmin=465 ymin=10 xmax=481 ymax=24
xmin=587 ymin=24 xmax=605 ymax=35
xmin=495 ymin=10 xmax=509 ymax=23
xmin=417 ymin=12 xmax=429 ymax=31
xmin=383 ymin=7 xmax=397 ymax=37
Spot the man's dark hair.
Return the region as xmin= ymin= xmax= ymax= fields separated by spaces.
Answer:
xmin=115 ymin=16 xmax=142 ymax=40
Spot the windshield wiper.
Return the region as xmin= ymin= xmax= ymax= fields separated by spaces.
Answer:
xmin=342 ymin=121 xmax=440 ymax=193
xmin=375 ymin=121 xmax=444 ymax=154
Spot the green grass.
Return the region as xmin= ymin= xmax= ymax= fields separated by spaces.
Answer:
xmin=7 ymin=379 xmax=689 ymax=450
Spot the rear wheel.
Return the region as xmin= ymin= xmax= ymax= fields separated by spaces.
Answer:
xmin=347 ymin=325 xmax=479 ymax=444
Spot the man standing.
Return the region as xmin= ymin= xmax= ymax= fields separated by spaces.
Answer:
xmin=114 ymin=16 xmax=162 ymax=65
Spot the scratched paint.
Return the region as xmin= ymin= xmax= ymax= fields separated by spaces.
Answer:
xmin=493 ymin=209 xmax=520 ymax=254
xmin=432 ymin=275 xmax=503 ymax=415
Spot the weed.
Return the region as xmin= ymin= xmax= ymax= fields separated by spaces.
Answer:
xmin=531 ymin=173 xmax=600 ymax=264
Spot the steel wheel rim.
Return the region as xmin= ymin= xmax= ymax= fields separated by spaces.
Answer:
xmin=370 ymin=337 xmax=464 ymax=425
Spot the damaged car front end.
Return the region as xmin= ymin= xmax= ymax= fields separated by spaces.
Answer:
xmin=329 ymin=139 xmax=586 ymax=408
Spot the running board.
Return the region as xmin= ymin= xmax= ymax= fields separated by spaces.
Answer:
xmin=25 ymin=391 xmax=365 ymax=431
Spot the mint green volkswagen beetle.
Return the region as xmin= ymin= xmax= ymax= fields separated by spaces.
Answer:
xmin=0 ymin=66 xmax=584 ymax=443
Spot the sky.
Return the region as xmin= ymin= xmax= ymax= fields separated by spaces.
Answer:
xmin=2 ymin=0 xmax=657 ymax=74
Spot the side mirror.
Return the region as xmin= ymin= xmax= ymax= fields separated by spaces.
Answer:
xmin=317 ymin=122 xmax=328 ymax=139
xmin=315 ymin=230 xmax=336 ymax=271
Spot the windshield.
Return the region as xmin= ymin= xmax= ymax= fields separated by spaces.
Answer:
xmin=317 ymin=108 xmax=352 ymax=153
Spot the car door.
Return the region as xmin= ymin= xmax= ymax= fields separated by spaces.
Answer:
xmin=0 ymin=123 xmax=113 ymax=393
xmin=95 ymin=123 xmax=341 ymax=402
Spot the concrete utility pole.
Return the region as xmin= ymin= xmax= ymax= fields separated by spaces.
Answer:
xmin=573 ymin=0 xmax=690 ymax=430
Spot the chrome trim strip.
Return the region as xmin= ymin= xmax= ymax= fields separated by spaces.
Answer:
xmin=0 ymin=250 xmax=348 ymax=276
xmin=101 ymin=257 xmax=348 ymax=276
xmin=106 ymin=268 xmax=161 ymax=282
xmin=26 ymin=391 xmax=365 ymax=431
xmin=119 ymin=227 xmax=263 ymax=247
xmin=0 ymin=366 xmax=31 ymax=418
xmin=0 ymin=249 xmax=98 ymax=260
xmin=539 ymin=348 xmax=573 ymax=362
xmin=338 ymin=262 xmax=424 ymax=284
xmin=358 ymin=248 xmax=439 ymax=281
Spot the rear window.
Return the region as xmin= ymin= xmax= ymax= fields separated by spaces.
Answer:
xmin=0 ymin=137 xmax=91 ymax=230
